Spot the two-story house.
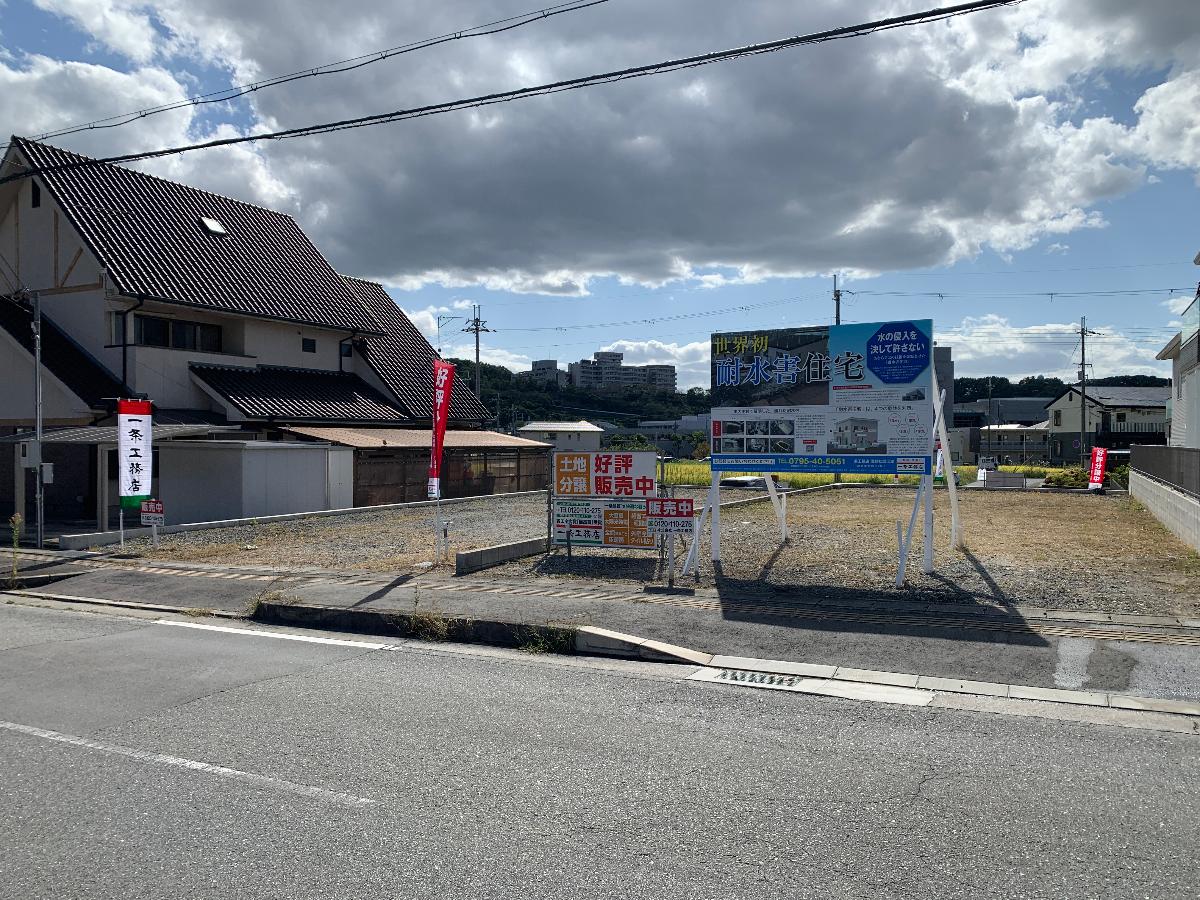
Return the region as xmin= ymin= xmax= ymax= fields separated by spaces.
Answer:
xmin=1043 ymin=385 xmax=1169 ymax=464
xmin=0 ymin=137 xmax=527 ymax=531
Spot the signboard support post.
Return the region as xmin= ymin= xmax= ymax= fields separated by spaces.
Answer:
xmin=763 ymin=476 xmax=789 ymax=543
xmin=119 ymin=508 xmax=124 ymax=550
xmin=709 ymin=481 xmax=721 ymax=563
xmin=896 ymin=483 xmax=923 ymax=586
xmin=667 ymin=535 xmax=676 ymax=589
xmin=931 ymin=358 xmax=962 ymax=549
xmin=151 ymin=522 xmax=159 ymax=548
xmin=921 ymin=474 xmax=934 ymax=574
xmin=680 ymin=492 xmax=712 ymax=578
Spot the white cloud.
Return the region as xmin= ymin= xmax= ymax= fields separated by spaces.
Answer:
xmin=6 ymin=1 xmax=1200 ymax=294
xmin=1164 ymin=293 xmax=1196 ymax=315
xmin=33 ymin=0 xmax=160 ymax=63
xmin=440 ymin=342 xmax=531 ymax=373
xmin=1044 ymin=242 xmax=1069 ymax=255
xmin=939 ymin=314 xmax=1169 ymax=380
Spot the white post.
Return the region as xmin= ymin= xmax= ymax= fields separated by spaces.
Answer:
xmin=709 ymin=479 xmax=721 ymax=563
xmin=921 ymin=474 xmax=934 ymax=574
xmin=763 ymin=475 xmax=788 ymax=542
xmin=151 ymin=522 xmax=159 ymax=549
xmin=681 ymin=491 xmax=713 ymax=577
xmin=896 ymin=481 xmax=923 ymax=586
xmin=931 ymin=356 xmax=962 ymax=549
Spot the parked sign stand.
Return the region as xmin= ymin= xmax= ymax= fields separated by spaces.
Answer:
xmin=139 ymin=499 xmax=164 ymax=547
xmin=551 ymin=451 xmax=659 ymax=553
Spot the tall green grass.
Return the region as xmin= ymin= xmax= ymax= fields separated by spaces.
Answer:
xmin=663 ymin=461 xmax=979 ymax=489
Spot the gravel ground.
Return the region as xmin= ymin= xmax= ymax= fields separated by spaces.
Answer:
xmin=488 ymin=487 xmax=1200 ymax=618
xmin=122 ymin=494 xmax=551 ymax=573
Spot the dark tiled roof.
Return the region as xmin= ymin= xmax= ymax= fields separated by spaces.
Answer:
xmin=0 ymin=294 xmax=126 ymax=408
xmin=342 ymin=276 xmax=491 ymax=421
xmin=1051 ymin=386 xmax=1170 ymax=408
xmin=12 ymin=137 xmax=380 ymax=334
xmin=190 ymin=363 xmax=407 ymax=423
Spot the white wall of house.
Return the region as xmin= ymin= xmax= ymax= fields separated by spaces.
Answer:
xmin=154 ymin=441 xmax=353 ymax=523
xmin=1170 ymin=353 xmax=1199 ymax=449
xmin=519 ymin=429 xmax=602 ymax=451
xmin=0 ymin=327 xmax=94 ymax=425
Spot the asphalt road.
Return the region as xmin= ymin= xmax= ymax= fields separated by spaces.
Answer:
xmin=23 ymin=558 xmax=1200 ymax=699
xmin=0 ymin=602 xmax=1196 ymax=899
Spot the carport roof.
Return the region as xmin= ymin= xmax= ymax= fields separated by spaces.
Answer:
xmin=282 ymin=426 xmax=551 ymax=449
xmin=0 ymin=424 xmax=239 ymax=444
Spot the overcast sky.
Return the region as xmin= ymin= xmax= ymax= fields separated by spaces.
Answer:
xmin=2 ymin=0 xmax=1198 ymax=389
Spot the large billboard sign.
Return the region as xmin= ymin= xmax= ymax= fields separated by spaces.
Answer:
xmin=710 ymin=320 xmax=934 ymax=475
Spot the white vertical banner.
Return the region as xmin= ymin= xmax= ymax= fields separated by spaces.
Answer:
xmin=117 ymin=399 xmax=152 ymax=507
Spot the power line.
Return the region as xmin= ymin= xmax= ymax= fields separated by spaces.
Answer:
xmin=845 ymin=287 xmax=1188 ymax=299
xmin=0 ymin=0 xmax=1021 ymax=187
xmin=495 ymin=295 xmax=812 ymax=332
xmin=0 ymin=0 xmax=610 ymax=156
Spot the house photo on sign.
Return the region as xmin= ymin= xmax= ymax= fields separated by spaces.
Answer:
xmin=710 ymin=321 xmax=934 ymax=475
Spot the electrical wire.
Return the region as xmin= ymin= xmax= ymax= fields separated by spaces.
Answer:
xmin=0 ymin=0 xmax=610 ymax=157
xmin=0 ymin=0 xmax=1021 ymax=186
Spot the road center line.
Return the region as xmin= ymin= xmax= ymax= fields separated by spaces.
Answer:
xmin=0 ymin=720 xmax=375 ymax=808
xmin=154 ymin=619 xmax=398 ymax=650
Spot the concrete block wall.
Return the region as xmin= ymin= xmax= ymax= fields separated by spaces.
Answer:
xmin=456 ymin=537 xmax=549 ymax=575
xmin=1130 ymin=471 xmax=1200 ymax=553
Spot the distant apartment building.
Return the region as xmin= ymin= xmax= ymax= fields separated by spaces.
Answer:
xmin=566 ymin=351 xmax=677 ymax=393
xmin=518 ymin=359 xmax=568 ymax=387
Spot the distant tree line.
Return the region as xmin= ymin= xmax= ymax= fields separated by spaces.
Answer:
xmin=449 ymin=358 xmax=1169 ymax=428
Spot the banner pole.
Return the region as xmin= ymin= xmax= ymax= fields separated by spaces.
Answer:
xmin=119 ymin=507 xmax=124 ymax=550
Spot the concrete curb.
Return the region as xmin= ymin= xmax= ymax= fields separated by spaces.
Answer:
xmin=4 ymin=588 xmax=244 ymax=618
xmin=455 ymin=537 xmax=549 ymax=576
xmin=252 ymin=600 xmax=576 ymax=654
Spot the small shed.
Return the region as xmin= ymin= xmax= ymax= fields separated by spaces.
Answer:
xmin=517 ymin=420 xmax=604 ymax=451
xmin=283 ymin=427 xmax=552 ymax=505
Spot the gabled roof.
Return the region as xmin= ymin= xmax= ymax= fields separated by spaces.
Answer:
xmin=190 ymin=363 xmax=406 ymax=424
xmin=1046 ymin=385 xmax=1169 ymax=409
xmin=342 ymin=276 xmax=490 ymax=421
xmin=0 ymin=293 xmax=126 ymax=408
xmin=518 ymin=420 xmax=604 ymax=433
xmin=9 ymin=137 xmax=380 ymax=334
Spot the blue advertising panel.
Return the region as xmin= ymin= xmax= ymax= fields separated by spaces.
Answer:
xmin=710 ymin=320 xmax=934 ymax=475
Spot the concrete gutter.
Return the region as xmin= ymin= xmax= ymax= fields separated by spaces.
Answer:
xmin=58 ymin=490 xmax=550 ymax=550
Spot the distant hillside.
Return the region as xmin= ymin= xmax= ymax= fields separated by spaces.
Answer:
xmin=445 ymin=360 xmax=1169 ymax=425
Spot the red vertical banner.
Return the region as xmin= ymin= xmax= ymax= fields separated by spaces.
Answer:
xmin=1087 ymin=446 xmax=1107 ymax=491
xmin=428 ymin=360 xmax=455 ymax=499
xmin=117 ymin=398 xmax=153 ymax=510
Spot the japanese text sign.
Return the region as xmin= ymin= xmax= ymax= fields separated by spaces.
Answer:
xmin=710 ymin=320 xmax=934 ymax=476
xmin=117 ymin=399 xmax=152 ymax=509
xmin=1087 ymin=447 xmax=1107 ymax=490
xmin=552 ymin=499 xmax=656 ymax=549
xmin=553 ymin=451 xmax=657 ymax=498
xmin=645 ymin=497 xmax=695 ymax=534
xmin=139 ymin=499 xmax=165 ymax=526
xmin=428 ymin=360 xmax=455 ymax=499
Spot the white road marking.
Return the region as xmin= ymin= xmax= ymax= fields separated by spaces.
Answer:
xmin=1053 ymin=637 xmax=1095 ymax=689
xmin=154 ymin=619 xmax=399 ymax=650
xmin=0 ymin=720 xmax=374 ymax=808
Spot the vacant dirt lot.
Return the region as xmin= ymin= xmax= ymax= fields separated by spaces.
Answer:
xmin=123 ymin=494 xmax=551 ymax=573
xmin=490 ymin=487 xmax=1200 ymax=618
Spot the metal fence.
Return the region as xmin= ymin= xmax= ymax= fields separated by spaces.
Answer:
xmin=1131 ymin=444 xmax=1200 ymax=498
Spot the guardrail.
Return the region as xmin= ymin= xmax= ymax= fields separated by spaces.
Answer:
xmin=1131 ymin=445 xmax=1200 ymax=499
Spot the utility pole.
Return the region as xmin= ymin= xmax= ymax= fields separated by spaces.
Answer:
xmin=435 ymin=314 xmax=462 ymax=357
xmin=833 ymin=274 xmax=842 ymax=484
xmin=32 ymin=290 xmax=44 ymax=549
xmin=461 ymin=304 xmax=493 ymax=399
xmin=1077 ymin=316 xmax=1100 ymax=466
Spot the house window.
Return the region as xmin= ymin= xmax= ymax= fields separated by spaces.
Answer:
xmin=302 ymin=338 xmax=317 ymax=353
xmin=1115 ymin=412 xmax=1126 ymax=423
xmin=134 ymin=313 xmax=222 ymax=352
xmin=340 ymin=342 xmax=353 ymax=358
xmin=108 ymin=311 xmax=124 ymax=345
xmin=1052 ymin=410 xmax=1062 ymax=426
xmin=31 ymin=180 xmax=41 ymax=208
xmin=199 ymin=216 xmax=227 ymax=235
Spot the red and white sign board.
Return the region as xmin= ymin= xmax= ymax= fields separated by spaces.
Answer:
xmin=1087 ymin=447 xmax=1107 ymax=491
xmin=553 ymin=451 xmax=657 ymax=498
xmin=428 ymin=360 xmax=455 ymax=499
xmin=139 ymin=499 xmax=165 ymax=526
xmin=645 ymin=497 xmax=695 ymax=534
